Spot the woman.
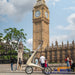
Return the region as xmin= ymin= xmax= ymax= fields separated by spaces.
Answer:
xmin=66 ymin=55 xmax=70 ymax=71
xmin=18 ymin=58 xmax=22 ymax=70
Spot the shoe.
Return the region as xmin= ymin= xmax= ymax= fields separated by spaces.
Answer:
xmin=11 ymin=70 xmax=13 ymax=72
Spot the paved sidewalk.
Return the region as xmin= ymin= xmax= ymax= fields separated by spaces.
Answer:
xmin=0 ymin=64 xmax=75 ymax=75
xmin=0 ymin=70 xmax=75 ymax=74
xmin=0 ymin=72 xmax=75 ymax=75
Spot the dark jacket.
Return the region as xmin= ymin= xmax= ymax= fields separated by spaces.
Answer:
xmin=10 ymin=58 xmax=14 ymax=63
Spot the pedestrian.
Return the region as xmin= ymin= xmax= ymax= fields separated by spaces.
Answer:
xmin=44 ymin=59 xmax=48 ymax=68
xmin=18 ymin=58 xmax=22 ymax=70
xmin=34 ymin=57 xmax=38 ymax=71
xmin=70 ymin=58 xmax=73 ymax=71
xmin=65 ymin=57 xmax=67 ymax=63
xmin=10 ymin=57 xmax=14 ymax=71
xmin=69 ymin=58 xmax=71 ymax=66
xmin=71 ymin=59 xmax=73 ymax=66
xmin=66 ymin=55 xmax=70 ymax=71
xmin=39 ymin=54 xmax=45 ymax=68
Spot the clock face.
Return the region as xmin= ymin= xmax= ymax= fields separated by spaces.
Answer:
xmin=35 ymin=10 xmax=40 ymax=17
xmin=45 ymin=12 xmax=48 ymax=18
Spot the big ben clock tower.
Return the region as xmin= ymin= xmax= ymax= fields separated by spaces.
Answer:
xmin=33 ymin=0 xmax=49 ymax=51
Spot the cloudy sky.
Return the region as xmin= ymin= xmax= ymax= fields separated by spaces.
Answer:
xmin=0 ymin=0 xmax=75 ymax=50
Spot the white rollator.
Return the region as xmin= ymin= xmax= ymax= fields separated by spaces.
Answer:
xmin=25 ymin=41 xmax=52 ymax=74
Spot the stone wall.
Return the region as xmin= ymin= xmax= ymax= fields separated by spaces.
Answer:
xmin=36 ymin=40 xmax=75 ymax=63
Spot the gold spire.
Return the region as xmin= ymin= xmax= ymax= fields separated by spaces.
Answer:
xmin=34 ymin=0 xmax=46 ymax=7
xmin=37 ymin=0 xmax=45 ymax=2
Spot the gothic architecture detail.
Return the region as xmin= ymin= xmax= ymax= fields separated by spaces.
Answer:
xmin=17 ymin=41 xmax=23 ymax=64
xmin=45 ymin=41 xmax=75 ymax=63
xmin=33 ymin=0 xmax=49 ymax=51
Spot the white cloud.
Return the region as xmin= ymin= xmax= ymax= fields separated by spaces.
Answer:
xmin=0 ymin=0 xmax=50 ymax=22
xmin=27 ymin=39 xmax=33 ymax=46
xmin=0 ymin=16 xmax=7 ymax=22
xmin=68 ymin=13 xmax=75 ymax=24
xmin=50 ymin=0 xmax=60 ymax=6
xmin=53 ymin=2 xmax=55 ymax=6
xmin=50 ymin=35 xmax=68 ymax=45
xmin=57 ymin=13 xmax=75 ymax=31
xmin=0 ymin=0 xmax=36 ymax=22
xmin=0 ymin=0 xmax=16 ymax=16
xmin=64 ymin=7 xmax=75 ymax=10
xmin=55 ymin=13 xmax=75 ymax=45
xmin=45 ymin=0 xmax=49 ymax=3
xmin=26 ymin=39 xmax=33 ymax=49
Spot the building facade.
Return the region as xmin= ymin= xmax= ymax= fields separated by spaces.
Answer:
xmin=33 ymin=0 xmax=49 ymax=51
xmin=37 ymin=41 xmax=75 ymax=63
xmin=33 ymin=0 xmax=75 ymax=63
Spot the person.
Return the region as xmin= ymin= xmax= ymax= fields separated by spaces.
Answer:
xmin=69 ymin=58 xmax=71 ymax=66
xmin=66 ymin=55 xmax=70 ymax=71
xmin=71 ymin=62 xmax=75 ymax=72
xmin=34 ymin=57 xmax=38 ymax=71
xmin=70 ymin=58 xmax=73 ymax=71
xmin=39 ymin=54 xmax=45 ymax=68
xmin=65 ymin=57 xmax=67 ymax=63
xmin=10 ymin=57 xmax=14 ymax=71
xmin=44 ymin=59 xmax=48 ymax=68
xmin=18 ymin=58 xmax=22 ymax=70
xmin=35 ymin=57 xmax=38 ymax=65
xmin=71 ymin=59 xmax=73 ymax=66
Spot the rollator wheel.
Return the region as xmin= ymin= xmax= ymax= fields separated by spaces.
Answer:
xmin=44 ymin=66 xmax=52 ymax=74
xmin=25 ymin=66 xmax=33 ymax=74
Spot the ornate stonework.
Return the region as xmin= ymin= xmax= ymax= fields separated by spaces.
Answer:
xmin=44 ymin=41 xmax=75 ymax=63
xmin=33 ymin=0 xmax=49 ymax=51
xmin=34 ymin=0 xmax=45 ymax=7
xmin=17 ymin=41 xmax=23 ymax=64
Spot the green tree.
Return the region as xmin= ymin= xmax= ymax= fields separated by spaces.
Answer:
xmin=23 ymin=46 xmax=30 ymax=59
xmin=0 ymin=27 xmax=31 ymax=61
xmin=24 ymin=46 xmax=30 ymax=52
xmin=4 ymin=28 xmax=27 ymax=43
xmin=0 ymin=33 xmax=3 ymax=42
xmin=4 ymin=28 xmax=27 ymax=50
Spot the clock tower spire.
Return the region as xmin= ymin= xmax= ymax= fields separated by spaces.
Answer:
xmin=33 ymin=0 xmax=49 ymax=51
xmin=37 ymin=0 xmax=45 ymax=2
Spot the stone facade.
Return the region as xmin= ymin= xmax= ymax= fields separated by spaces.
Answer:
xmin=33 ymin=0 xmax=49 ymax=51
xmin=17 ymin=41 xmax=23 ymax=64
xmin=36 ymin=41 xmax=75 ymax=63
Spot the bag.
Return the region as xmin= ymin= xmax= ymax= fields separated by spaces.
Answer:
xmin=45 ymin=63 xmax=47 ymax=67
xmin=44 ymin=60 xmax=48 ymax=67
xmin=19 ymin=59 xmax=22 ymax=64
xmin=65 ymin=58 xmax=67 ymax=63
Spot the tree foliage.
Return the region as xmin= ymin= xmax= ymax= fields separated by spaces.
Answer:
xmin=3 ymin=27 xmax=27 ymax=50
xmin=0 ymin=27 xmax=30 ymax=62
xmin=4 ymin=28 xmax=27 ymax=43
xmin=0 ymin=48 xmax=17 ymax=60
xmin=0 ymin=33 xmax=3 ymax=42
xmin=0 ymin=33 xmax=3 ymax=38
xmin=24 ymin=46 xmax=30 ymax=52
